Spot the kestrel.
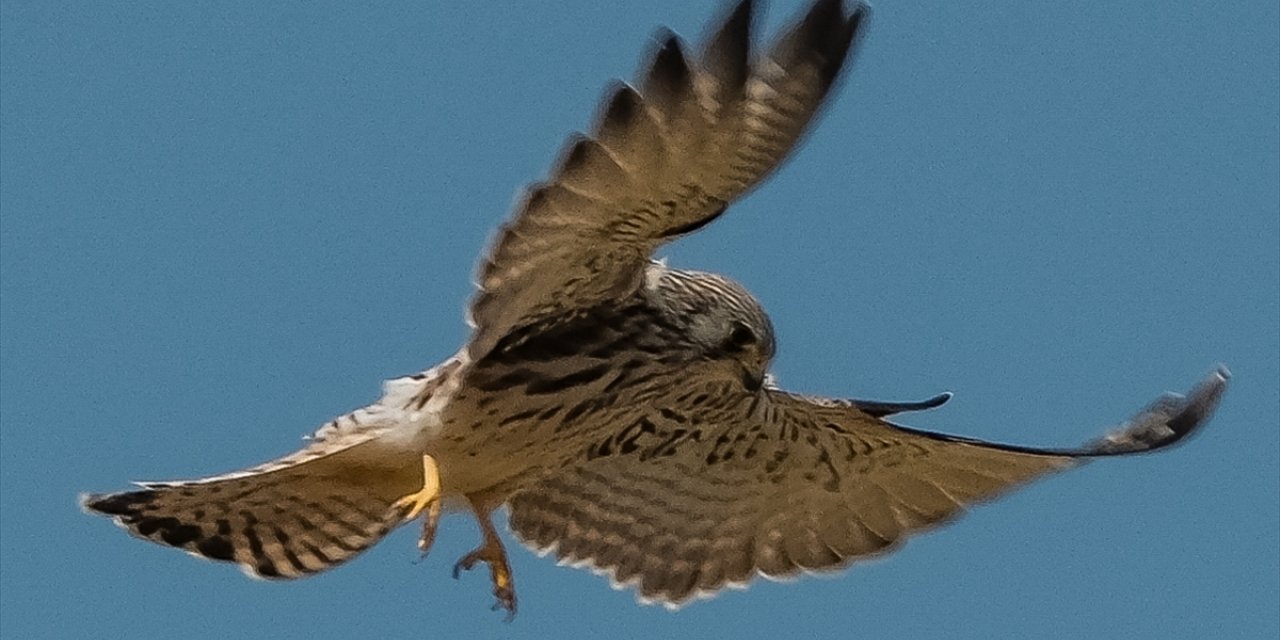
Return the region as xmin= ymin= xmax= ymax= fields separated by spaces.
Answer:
xmin=83 ymin=0 xmax=1228 ymax=617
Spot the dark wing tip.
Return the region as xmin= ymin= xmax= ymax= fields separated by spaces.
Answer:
xmin=80 ymin=489 xmax=156 ymax=517
xmin=851 ymin=391 xmax=953 ymax=418
xmin=1164 ymin=364 xmax=1230 ymax=439
xmin=1084 ymin=365 xmax=1230 ymax=456
xmin=703 ymin=0 xmax=754 ymax=90
xmin=804 ymin=1 xmax=867 ymax=55
xmin=846 ymin=3 xmax=872 ymax=56
xmin=79 ymin=492 xmax=107 ymax=513
xmin=554 ymin=132 xmax=595 ymax=175
xmin=600 ymin=81 xmax=643 ymax=132
xmin=831 ymin=2 xmax=872 ymax=84
xmin=713 ymin=0 xmax=755 ymax=38
xmin=644 ymin=30 xmax=694 ymax=104
xmin=770 ymin=0 xmax=870 ymax=96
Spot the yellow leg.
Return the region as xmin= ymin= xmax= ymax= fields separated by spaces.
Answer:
xmin=453 ymin=502 xmax=517 ymax=620
xmin=391 ymin=454 xmax=442 ymax=556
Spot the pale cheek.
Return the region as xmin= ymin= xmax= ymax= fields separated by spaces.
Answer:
xmin=686 ymin=318 xmax=725 ymax=349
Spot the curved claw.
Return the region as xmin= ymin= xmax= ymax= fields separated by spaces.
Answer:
xmin=492 ymin=587 xmax=517 ymax=622
xmin=451 ymin=503 xmax=519 ymax=620
xmin=452 ymin=550 xmax=481 ymax=580
xmin=392 ymin=455 xmax=442 ymax=557
xmin=452 ymin=549 xmax=517 ymax=620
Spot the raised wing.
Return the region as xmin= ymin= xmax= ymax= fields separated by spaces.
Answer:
xmin=467 ymin=0 xmax=868 ymax=359
xmin=506 ymin=368 xmax=1227 ymax=606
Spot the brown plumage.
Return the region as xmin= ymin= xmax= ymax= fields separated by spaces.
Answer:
xmin=82 ymin=0 xmax=1227 ymax=617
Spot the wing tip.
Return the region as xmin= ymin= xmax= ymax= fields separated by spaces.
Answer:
xmin=849 ymin=391 xmax=953 ymax=418
xmin=643 ymin=29 xmax=694 ymax=102
xmin=1084 ymin=364 xmax=1229 ymax=456
xmin=78 ymin=491 xmax=107 ymax=515
xmin=1164 ymin=363 xmax=1229 ymax=439
xmin=702 ymin=0 xmax=754 ymax=81
xmin=79 ymin=489 xmax=154 ymax=517
xmin=597 ymin=81 xmax=644 ymax=134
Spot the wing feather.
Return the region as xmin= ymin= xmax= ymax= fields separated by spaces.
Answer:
xmin=506 ymin=370 xmax=1226 ymax=606
xmin=468 ymin=0 xmax=869 ymax=359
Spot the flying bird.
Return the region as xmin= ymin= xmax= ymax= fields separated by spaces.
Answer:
xmin=82 ymin=0 xmax=1228 ymax=617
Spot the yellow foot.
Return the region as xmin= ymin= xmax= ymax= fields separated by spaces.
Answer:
xmin=391 ymin=454 xmax=442 ymax=556
xmin=453 ymin=544 xmax=517 ymax=621
xmin=453 ymin=503 xmax=517 ymax=621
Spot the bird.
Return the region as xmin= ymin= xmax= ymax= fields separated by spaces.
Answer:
xmin=82 ymin=0 xmax=1228 ymax=618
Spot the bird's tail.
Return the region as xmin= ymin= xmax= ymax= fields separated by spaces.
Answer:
xmin=81 ymin=440 xmax=422 ymax=579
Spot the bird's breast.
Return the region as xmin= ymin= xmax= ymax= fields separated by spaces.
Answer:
xmin=429 ymin=352 xmax=696 ymax=496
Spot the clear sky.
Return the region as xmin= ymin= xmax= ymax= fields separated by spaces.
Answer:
xmin=2 ymin=1 xmax=1277 ymax=638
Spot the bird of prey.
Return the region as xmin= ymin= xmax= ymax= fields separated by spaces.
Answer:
xmin=83 ymin=0 xmax=1228 ymax=617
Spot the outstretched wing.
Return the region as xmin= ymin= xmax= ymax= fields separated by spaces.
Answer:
xmin=79 ymin=360 xmax=463 ymax=579
xmin=468 ymin=0 xmax=868 ymax=359
xmin=506 ymin=368 xmax=1227 ymax=606
xmin=81 ymin=442 xmax=420 ymax=580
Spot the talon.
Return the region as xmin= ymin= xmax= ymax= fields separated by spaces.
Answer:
xmin=416 ymin=501 xmax=441 ymax=558
xmin=452 ymin=550 xmax=481 ymax=579
xmin=454 ymin=498 xmax=518 ymax=619
xmin=391 ymin=455 xmax=442 ymax=556
xmin=494 ymin=581 xmax=517 ymax=621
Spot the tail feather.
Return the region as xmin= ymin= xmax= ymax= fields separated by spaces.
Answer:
xmin=82 ymin=445 xmax=420 ymax=579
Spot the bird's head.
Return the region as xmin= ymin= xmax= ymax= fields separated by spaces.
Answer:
xmin=646 ymin=265 xmax=776 ymax=392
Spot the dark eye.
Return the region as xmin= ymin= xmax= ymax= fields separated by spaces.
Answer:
xmin=726 ymin=322 xmax=757 ymax=350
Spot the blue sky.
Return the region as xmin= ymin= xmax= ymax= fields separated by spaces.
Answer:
xmin=2 ymin=1 xmax=1277 ymax=638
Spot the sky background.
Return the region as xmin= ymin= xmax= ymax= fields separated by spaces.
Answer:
xmin=2 ymin=1 xmax=1277 ymax=638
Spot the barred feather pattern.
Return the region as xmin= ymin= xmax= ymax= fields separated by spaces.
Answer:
xmin=504 ymin=368 xmax=1227 ymax=606
xmin=79 ymin=359 xmax=463 ymax=579
xmin=81 ymin=441 xmax=423 ymax=579
xmin=506 ymin=388 xmax=1075 ymax=606
xmin=466 ymin=0 xmax=868 ymax=360
xmin=78 ymin=0 xmax=1228 ymax=611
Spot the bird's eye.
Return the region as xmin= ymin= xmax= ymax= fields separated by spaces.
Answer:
xmin=726 ymin=322 xmax=757 ymax=350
